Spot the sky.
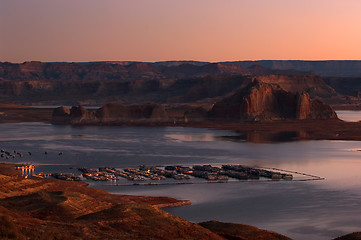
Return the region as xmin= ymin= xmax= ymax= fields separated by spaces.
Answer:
xmin=1 ymin=0 xmax=361 ymax=63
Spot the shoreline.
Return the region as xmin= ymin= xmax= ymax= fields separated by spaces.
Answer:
xmin=56 ymin=119 xmax=361 ymax=142
xmin=3 ymin=105 xmax=361 ymax=143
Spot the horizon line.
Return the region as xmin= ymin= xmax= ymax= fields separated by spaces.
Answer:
xmin=2 ymin=59 xmax=361 ymax=64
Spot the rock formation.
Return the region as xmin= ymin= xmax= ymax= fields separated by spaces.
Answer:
xmin=52 ymin=103 xmax=168 ymax=124
xmin=96 ymin=103 xmax=168 ymax=123
xmin=255 ymin=74 xmax=338 ymax=99
xmin=209 ymin=80 xmax=337 ymax=121
xmin=51 ymin=106 xmax=71 ymax=124
xmin=69 ymin=105 xmax=98 ymax=124
xmin=52 ymin=80 xmax=338 ymax=124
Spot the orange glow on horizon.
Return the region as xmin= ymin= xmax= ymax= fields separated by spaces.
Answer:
xmin=1 ymin=0 xmax=361 ymax=63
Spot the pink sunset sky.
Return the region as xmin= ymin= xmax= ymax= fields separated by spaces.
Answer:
xmin=1 ymin=0 xmax=361 ymax=63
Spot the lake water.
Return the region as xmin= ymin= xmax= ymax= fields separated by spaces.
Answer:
xmin=336 ymin=110 xmax=361 ymax=122
xmin=0 ymin=111 xmax=361 ymax=240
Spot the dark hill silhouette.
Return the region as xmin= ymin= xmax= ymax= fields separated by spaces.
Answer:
xmin=225 ymin=60 xmax=361 ymax=77
xmin=0 ymin=61 xmax=356 ymax=106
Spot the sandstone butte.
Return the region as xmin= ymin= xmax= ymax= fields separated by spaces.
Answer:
xmin=51 ymin=80 xmax=338 ymax=125
xmin=209 ymin=80 xmax=337 ymax=121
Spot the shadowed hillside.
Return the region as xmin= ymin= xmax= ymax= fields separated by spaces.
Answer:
xmin=0 ymin=61 xmax=354 ymax=106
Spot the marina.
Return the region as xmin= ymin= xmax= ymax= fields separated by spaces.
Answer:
xmin=11 ymin=161 xmax=326 ymax=186
xmin=1 ymin=145 xmax=325 ymax=185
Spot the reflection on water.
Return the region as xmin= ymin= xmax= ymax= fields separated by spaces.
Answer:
xmin=218 ymin=131 xmax=309 ymax=143
xmin=1 ymin=121 xmax=361 ymax=240
xmin=336 ymin=110 xmax=361 ymax=122
xmin=169 ymin=131 xmax=308 ymax=144
xmin=165 ymin=133 xmax=221 ymax=142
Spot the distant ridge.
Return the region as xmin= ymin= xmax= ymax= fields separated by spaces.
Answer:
xmin=0 ymin=60 xmax=360 ymax=106
xmin=221 ymin=60 xmax=361 ymax=77
xmin=77 ymin=60 xmax=361 ymax=77
xmin=152 ymin=61 xmax=209 ymax=67
xmin=4 ymin=60 xmax=361 ymax=77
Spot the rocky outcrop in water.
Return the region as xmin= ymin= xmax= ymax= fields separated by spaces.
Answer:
xmin=209 ymin=80 xmax=337 ymax=121
xmin=96 ymin=103 xmax=168 ymax=123
xmin=51 ymin=105 xmax=98 ymax=124
xmin=52 ymin=103 xmax=168 ymax=124
xmin=69 ymin=105 xmax=98 ymax=124
xmin=51 ymin=106 xmax=71 ymax=124
xmin=52 ymin=80 xmax=338 ymax=124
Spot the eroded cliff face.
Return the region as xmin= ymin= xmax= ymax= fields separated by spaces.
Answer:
xmin=255 ymin=74 xmax=338 ymax=99
xmin=210 ymin=80 xmax=337 ymax=121
xmin=296 ymin=92 xmax=311 ymax=120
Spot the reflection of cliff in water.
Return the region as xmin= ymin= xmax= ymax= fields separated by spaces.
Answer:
xmin=218 ymin=130 xmax=310 ymax=143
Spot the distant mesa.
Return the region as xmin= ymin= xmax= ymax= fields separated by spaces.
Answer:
xmin=209 ymin=79 xmax=337 ymax=121
xmin=52 ymin=80 xmax=337 ymax=125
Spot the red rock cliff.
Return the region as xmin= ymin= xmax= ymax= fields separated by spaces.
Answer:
xmin=210 ymin=80 xmax=337 ymax=121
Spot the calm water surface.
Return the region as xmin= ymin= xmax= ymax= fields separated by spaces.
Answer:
xmin=0 ymin=112 xmax=360 ymax=240
xmin=337 ymin=110 xmax=361 ymax=122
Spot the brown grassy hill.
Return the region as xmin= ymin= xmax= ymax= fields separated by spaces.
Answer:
xmin=200 ymin=220 xmax=292 ymax=240
xmin=333 ymin=232 xmax=361 ymax=240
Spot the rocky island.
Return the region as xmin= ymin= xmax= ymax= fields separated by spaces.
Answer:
xmin=47 ymin=79 xmax=361 ymax=144
xmin=51 ymin=80 xmax=337 ymax=125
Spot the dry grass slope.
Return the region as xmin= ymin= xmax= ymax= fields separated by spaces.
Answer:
xmin=200 ymin=220 xmax=292 ymax=240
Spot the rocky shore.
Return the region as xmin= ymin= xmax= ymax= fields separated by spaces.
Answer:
xmin=3 ymin=102 xmax=361 ymax=143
